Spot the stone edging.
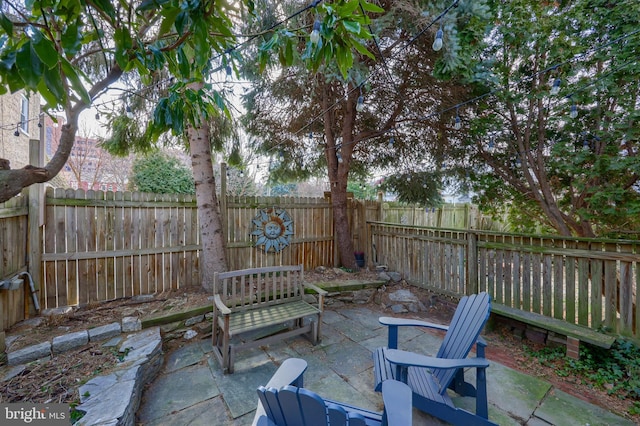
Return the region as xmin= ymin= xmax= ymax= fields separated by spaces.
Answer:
xmin=74 ymin=327 xmax=163 ymax=426
xmin=6 ymin=317 xmax=142 ymax=366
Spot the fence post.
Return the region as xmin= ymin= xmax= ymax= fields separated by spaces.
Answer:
xmin=220 ymin=162 xmax=227 ymax=248
xmin=467 ymin=231 xmax=478 ymax=295
xmin=27 ymin=139 xmax=43 ymax=317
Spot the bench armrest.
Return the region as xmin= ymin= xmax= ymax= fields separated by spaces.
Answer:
xmin=385 ymin=349 xmax=490 ymax=370
xmin=251 ymin=358 xmax=308 ymax=426
xmin=213 ymin=294 xmax=231 ymax=315
xmin=303 ymin=282 xmax=326 ymax=310
xmin=382 ymin=380 xmax=413 ymax=426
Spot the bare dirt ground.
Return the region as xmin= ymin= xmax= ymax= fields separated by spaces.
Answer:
xmin=1 ymin=267 xmax=637 ymax=423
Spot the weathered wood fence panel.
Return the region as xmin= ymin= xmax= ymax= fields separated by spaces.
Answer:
xmin=224 ymin=195 xmax=335 ymax=271
xmin=369 ymin=222 xmax=639 ymax=339
xmin=41 ymin=188 xmax=201 ymax=309
xmin=0 ymin=191 xmax=29 ymax=333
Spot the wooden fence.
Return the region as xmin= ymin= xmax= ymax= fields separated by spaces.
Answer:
xmin=369 ymin=222 xmax=639 ymax=339
xmin=7 ymin=178 xmax=630 ymax=343
xmin=41 ymin=188 xmax=201 ymax=309
xmin=0 ymin=192 xmax=29 ymax=338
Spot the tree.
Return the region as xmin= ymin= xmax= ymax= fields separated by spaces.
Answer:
xmin=130 ymin=151 xmax=195 ymax=194
xmin=456 ymin=0 xmax=640 ymax=238
xmin=0 ymin=0 xmax=389 ymax=288
xmin=0 ymin=0 xmax=245 ymax=290
xmin=242 ymin=0 xmax=489 ymax=268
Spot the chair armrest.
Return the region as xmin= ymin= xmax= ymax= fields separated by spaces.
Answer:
xmin=385 ymin=349 xmax=490 ymax=370
xmin=213 ymin=294 xmax=231 ymax=315
xmin=379 ymin=316 xmax=449 ymax=332
xmin=255 ymin=416 xmax=276 ymax=426
xmin=251 ymin=358 xmax=308 ymax=426
xmin=381 ymin=380 xmax=412 ymax=426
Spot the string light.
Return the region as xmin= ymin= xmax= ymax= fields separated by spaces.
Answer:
xmin=550 ymin=78 xmax=561 ymax=95
xmin=310 ymin=20 xmax=321 ymax=45
xmin=388 ymin=136 xmax=395 ymax=148
xmin=336 ymin=150 xmax=343 ymax=163
xmin=125 ymin=105 xmax=134 ymax=119
xmin=453 ymin=107 xmax=461 ymax=130
xmin=432 ymin=27 xmax=444 ymax=51
xmin=356 ymin=90 xmax=365 ymax=112
xmin=14 ymin=125 xmax=20 ymax=137
xmin=569 ymin=99 xmax=578 ymax=119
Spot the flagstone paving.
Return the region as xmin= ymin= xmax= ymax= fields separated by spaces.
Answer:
xmin=137 ymin=305 xmax=635 ymax=426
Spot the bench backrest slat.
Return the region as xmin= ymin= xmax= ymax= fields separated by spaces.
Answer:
xmin=214 ymin=265 xmax=305 ymax=312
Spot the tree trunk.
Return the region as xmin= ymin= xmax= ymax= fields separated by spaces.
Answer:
xmin=331 ymin=183 xmax=357 ymax=270
xmin=186 ymin=89 xmax=228 ymax=291
xmin=322 ymin=81 xmax=357 ymax=270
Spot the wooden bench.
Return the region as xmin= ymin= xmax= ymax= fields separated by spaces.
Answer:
xmin=491 ymin=303 xmax=616 ymax=359
xmin=212 ymin=265 xmax=327 ymax=373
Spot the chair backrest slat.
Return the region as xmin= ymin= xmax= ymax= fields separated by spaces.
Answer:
xmin=297 ymin=387 xmax=329 ymax=426
xmin=327 ymin=404 xmax=347 ymax=426
xmin=258 ymin=387 xmax=287 ymax=425
xmin=434 ymin=292 xmax=491 ymax=392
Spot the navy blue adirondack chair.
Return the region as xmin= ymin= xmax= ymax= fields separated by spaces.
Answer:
xmin=373 ymin=292 xmax=497 ymax=426
xmin=256 ymin=379 xmax=412 ymax=426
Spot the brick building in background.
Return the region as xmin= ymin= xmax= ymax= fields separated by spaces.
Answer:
xmin=0 ymin=90 xmax=42 ymax=169
xmin=43 ymin=114 xmax=131 ymax=192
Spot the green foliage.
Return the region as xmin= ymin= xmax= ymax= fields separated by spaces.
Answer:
xmin=379 ymin=172 xmax=444 ymax=207
xmin=464 ymin=0 xmax=640 ymax=237
xmin=525 ymin=339 xmax=640 ymax=404
xmin=130 ymin=152 xmax=194 ymax=194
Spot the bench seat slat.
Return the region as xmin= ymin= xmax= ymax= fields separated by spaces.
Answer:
xmin=223 ymin=300 xmax=321 ymax=336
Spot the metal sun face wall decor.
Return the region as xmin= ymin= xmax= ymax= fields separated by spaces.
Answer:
xmin=251 ymin=207 xmax=294 ymax=252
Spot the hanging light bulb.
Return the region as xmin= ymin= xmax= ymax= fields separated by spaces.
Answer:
xmin=240 ymin=170 xmax=244 ymax=178
xmin=336 ymin=151 xmax=343 ymax=163
xmin=550 ymin=78 xmax=561 ymax=95
xmin=95 ymin=112 xmax=100 ymax=120
xmin=570 ymin=103 xmax=578 ymax=119
xmin=14 ymin=125 xmax=20 ymax=137
xmin=126 ymin=105 xmax=134 ymax=119
xmin=356 ymin=94 xmax=364 ymax=112
xmin=308 ymin=132 xmax=313 ymax=140
xmin=225 ymin=64 xmax=232 ymax=77
xmin=388 ymin=136 xmax=395 ymax=148
xmin=432 ymin=27 xmax=444 ymax=51
xmin=279 ymin=151 xmax=285 ymax=162
xmin=454 ymin=109 xmax=462 ymax=130
xmin=423 ymin=183 xmax=427 ymax=188
xmin=310 ymin=20 xmax=321 ymax=44
xmin=406 ymin=174 xmax=411 ymax=182
xmin=488 ymin=137 xmax=495 ymax=151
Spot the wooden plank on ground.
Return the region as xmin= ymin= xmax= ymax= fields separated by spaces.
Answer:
xmin=492 ymin=303 xmax=616 ymax=349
